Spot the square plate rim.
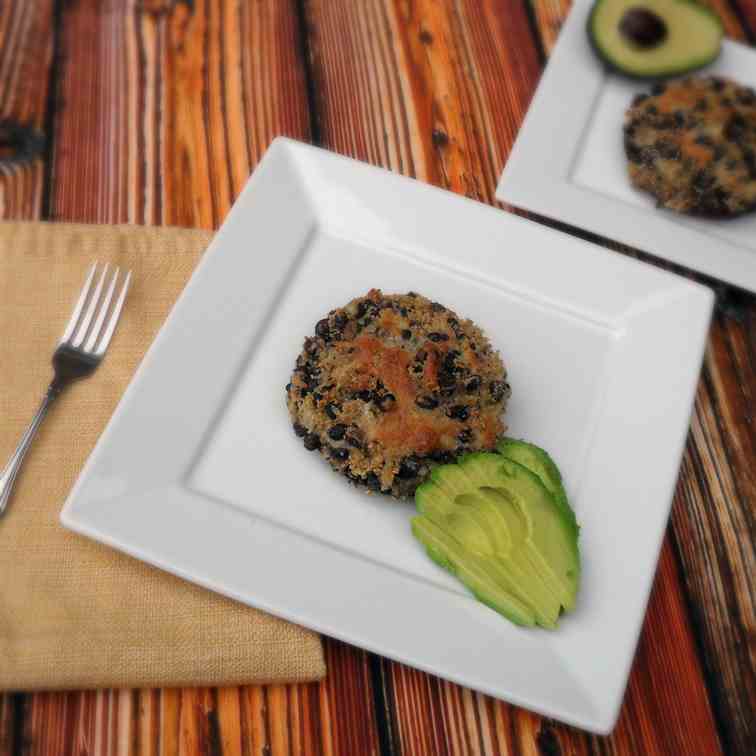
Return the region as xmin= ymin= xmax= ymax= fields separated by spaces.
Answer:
xmin=495 ymin=0 xmax=756 ymax=293
xmin=60 ymin=137 xmax=714 ymax=735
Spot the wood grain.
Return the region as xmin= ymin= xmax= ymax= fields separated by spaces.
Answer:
xmin=0 ymin=0 xmax=52 ymax=221
xmin=50 ymin=0 xmax=310 ymax=229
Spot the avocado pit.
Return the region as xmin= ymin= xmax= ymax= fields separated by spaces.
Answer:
xmin=619 ymin=7 xmax=668 ymax=49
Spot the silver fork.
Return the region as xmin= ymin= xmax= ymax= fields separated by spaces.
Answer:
xmin=0 ymin=263 xmax=132 ymax=517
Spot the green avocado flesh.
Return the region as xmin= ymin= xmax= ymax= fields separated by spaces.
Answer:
xmin=588 ymin=0 xmax=723 ymax=78
xmin=412 ymin=445 xmax=580 ymax=629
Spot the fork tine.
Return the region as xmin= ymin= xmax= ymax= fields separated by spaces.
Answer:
xmin=94 ymin=270 xmax=131 ymax=356
xmin=59 ymin=263 xmax=97 ymax=345
xmin=71 ymin=264 xmax=109 ymax=348
xmin=83 ymin=267 xmax=120 ymax=353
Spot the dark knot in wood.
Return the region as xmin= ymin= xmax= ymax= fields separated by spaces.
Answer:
xmin=0 ymin=119 xmax=45 ymax=168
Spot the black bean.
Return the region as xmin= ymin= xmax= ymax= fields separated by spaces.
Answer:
xmin=397 ymin=457 xmax=421 ymax=479
xmin=447 ymin=405 xmax=469 ymax=421
xmin=430 ymin=449 xmax=455 ymax=464
xmin=673 ymin=110 xmax=685 ymax=128
xmin=330 ymin=447 xmax=349 ymax=462
xmin=400 ymin=307 xmax=408 ymax=317
xmin=356 ymin=389 xmax=373 ymax=402
xmin=489 ymin=380 xmax=509 ymax=402
xmin=438 ymin=371 xmax=456 ymax=389
xmin=427 ymin=332 xmax=449 ymax=342
xmin=465 ymin=375 xmax=481 ymax=392
xmin=303 ymin=433 xmax=321 ymax=451
xmin=365 ymin=472 xmax=382 ymax=491
xmin=646 ymin=104 xmax=658 ymax=115
xmin=430 ymin=302 xmax=446 ymax=312
xmin=333 ymin=313 xmax=348 ymax=330
xmin=655 ymin=140 xmax=680 ymax=160
xmin=401 ymin=329 xmax=412 ymax=340
xmin=712 ymin=78 xmax=725 ymax=92
xmin=693 ymin=170 xmax=715 ymax=191
xmin=315 ymin=318 xmax=331 ymax=340
xmin=355 ymin=301 xmax=369 ymax=318
xmin=650 ymin=82 xmax=666 ymax=96
xmin=328 ymin=424 xmax=347 ymax=441
xmin=416 ymin=395 xmax=439 ymax=410
xmin=325 ymin=402 xmax=341 ymax=420
xmin=293 ymin=423 xmax=307 ymax=437
xmin=457 ymin=428 xmax=473 ymax=444
xmin=376 ymin=393 xmax=396 ymax=411
xmin=625 ymin=140 xmax=644 ymax=165
xmin=632 ymin=93 xmax=648 ymax=107
xmin=407 ymin=291 xmax=418 ymax=298
xmin=694 ymin=134 xmax=714 ymax=148
xmin=346 ymin=435 xmax=363 ymax=450
xmin=285 ymin=382 xmax=292 ymax=394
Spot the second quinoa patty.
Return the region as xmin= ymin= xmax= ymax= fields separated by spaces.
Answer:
xmin=287 ymin=289 xmax=511 ymax=498
xmin=624 ymin=76 xmax=756 ymax=217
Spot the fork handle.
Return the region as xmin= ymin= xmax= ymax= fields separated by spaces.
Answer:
xmin=0 ymin=382 xmax=63 ymax=517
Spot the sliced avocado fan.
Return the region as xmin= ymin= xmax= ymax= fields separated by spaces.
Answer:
xmin=588 ymin=0 xmax=723 ymax=78
xmin=412 ymin=445 xmax=580 ymax=629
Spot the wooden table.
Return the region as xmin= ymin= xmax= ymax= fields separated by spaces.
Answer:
xmin=0 ymin=1 xmax=752 ymax=754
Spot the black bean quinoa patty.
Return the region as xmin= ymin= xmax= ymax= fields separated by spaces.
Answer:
xmin=287 ymin=289 xmax=511 ymax=498
xmin=624 ymin=76 xmax=756 ymax=217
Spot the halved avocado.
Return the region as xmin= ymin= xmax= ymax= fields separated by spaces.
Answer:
xmin=588 ymin=0 xmax=723 ymax=78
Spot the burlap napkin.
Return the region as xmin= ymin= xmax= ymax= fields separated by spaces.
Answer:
xmin=0 ymin=222 xmax=325 ymax=691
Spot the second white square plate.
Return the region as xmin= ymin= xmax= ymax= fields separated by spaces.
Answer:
xmin=62 ymin=139 xmax=713 ymax=734
xmin=497 ymin=0 xmax=756 ymax=292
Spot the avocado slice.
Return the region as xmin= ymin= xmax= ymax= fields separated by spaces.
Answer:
xmin=411 ymin=451 xmax=580 ymax=628
xmin=588 ymin=0 xmax=723 ymax=78
xmin=496 ymin=438 xmax=578 ymax=538
xmin=411 ymin=515 xmax=537 ymax=627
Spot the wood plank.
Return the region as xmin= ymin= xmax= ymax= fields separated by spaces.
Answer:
xmin=50 ymin=0 xmax=310 ymax=229
xmin=0 ymin=694 xmax=17 ymax=756
xmin=0 ymin=0 xmax=52 ymax=222
xmin=305 ymin=0 xmax=728 ymax=753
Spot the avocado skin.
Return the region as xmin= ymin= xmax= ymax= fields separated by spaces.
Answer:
xmin=586 ymin=0 xmax=723 ymax=80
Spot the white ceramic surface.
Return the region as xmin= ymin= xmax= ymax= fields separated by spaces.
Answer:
xmin=62 ymin=138 xmax=713 ymax=734
xmin=497 ymin=0 xmax=756 ymax=293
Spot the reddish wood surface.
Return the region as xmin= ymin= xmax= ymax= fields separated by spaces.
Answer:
xmin=0 ymin=0 xmax=753 ymax=754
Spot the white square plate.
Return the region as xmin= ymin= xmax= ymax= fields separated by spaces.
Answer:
xmin=62 ymin=138 xmax=713 ymax=734
xmin=497 ymin=0 xmax=756 ymax=293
